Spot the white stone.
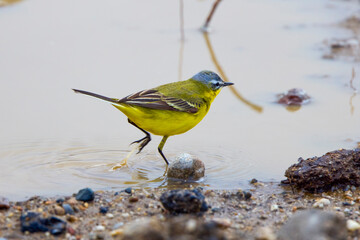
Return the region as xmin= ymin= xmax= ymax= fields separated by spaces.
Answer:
xmin=270 ymin=204 xmax=279 ymax=212
xmin=347 ymin=219 xmax=360 ymax=231
xmin=255 ymin=226 xmax=276 ymax=240
xmin=94 ymin=225 xmax=105 ymax=231
xmin=185 ymin=219 xmax=197 ymax=232
xmin=313 ymin=198 xmax=330 ymax=208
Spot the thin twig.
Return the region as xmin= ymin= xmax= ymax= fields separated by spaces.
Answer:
xmin=202 ymin=0 xmax=222 ymax=32
xmin=350 ymin=67 xmax=357 ymax=92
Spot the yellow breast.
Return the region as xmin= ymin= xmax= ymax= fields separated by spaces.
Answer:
xmin=113 ymin=103 xmax=210 ymax=136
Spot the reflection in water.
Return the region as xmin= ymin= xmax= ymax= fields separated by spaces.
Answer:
xmin=349 ymin=67 xmax=357 ymax=115
xmin=0 ymin=0 xmax=22 ymax=7
xmin=203 ymin=32 xmax=263 ymax=113
xmin=178 ymin=40 xmax=185 ymax=82
xmin=286 ymin=105 xmax=301 ymax=112
xmin=0 ymin=141 xmax=252 ymax=200
xmin=178 ymin=0 xmax=185 ymax=81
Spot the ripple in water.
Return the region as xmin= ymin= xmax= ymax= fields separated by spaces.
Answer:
xmin=0 ymin=140 xmax=254 ymax=200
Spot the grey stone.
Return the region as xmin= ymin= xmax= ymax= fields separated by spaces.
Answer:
xmin=122 ymin=218 xmax=165 ymax=240
xmin=76 ymin=188 xmax=94 ymax=202
xmin=167 ymin=153 xmax=205 ymax=180
xmin=278 ymin=210 xmax=347 ymax=240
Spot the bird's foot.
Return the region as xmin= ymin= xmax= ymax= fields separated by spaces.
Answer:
xmin=137 ymin=137 xmax=151 ymax=153
xmin=130 ymin=136 xmax=147 ymax=145
xmin=130 ymin=136 xmax=151 ymax=154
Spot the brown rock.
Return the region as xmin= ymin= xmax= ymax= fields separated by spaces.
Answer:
xmin=277 ymin=88 xmax=311 ymax=106
xmin=67 ymin=197 xmax=78 ymax=205
xmin=283 ymin=148 xmax=360 ymax=192
xmin=129 ymin=197 xmax=139 ymax=203
xmin=54 ymin=205 xmax=66 ymax=216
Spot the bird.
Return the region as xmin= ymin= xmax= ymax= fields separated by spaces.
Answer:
xmin=73 ymin=70 xmax=233 ymax=165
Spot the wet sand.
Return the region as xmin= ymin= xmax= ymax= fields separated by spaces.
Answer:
xmin=1 ymin=182 xmax=360 ymax=239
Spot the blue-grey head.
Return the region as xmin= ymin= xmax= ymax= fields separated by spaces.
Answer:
xmin=192 ymin=70 xmax=234 ymax=91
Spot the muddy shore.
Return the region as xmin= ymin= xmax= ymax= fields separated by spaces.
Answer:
xmin=1 ymin=181 xmax=360 ymax=239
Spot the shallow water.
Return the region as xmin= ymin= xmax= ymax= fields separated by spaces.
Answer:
xmin=0 ymin=0 xmax=359 ymax=200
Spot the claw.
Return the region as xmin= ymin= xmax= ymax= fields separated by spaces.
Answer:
xmin=137 ymin=136 xmax=151 ymax=153
xmin=130 ymin=136 xmax=148 ymax=145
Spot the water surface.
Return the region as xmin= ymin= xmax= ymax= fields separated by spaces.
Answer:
xmin=0 ymin=0 xmax=359 ymax=200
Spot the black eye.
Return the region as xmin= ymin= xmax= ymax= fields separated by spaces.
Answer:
xmin=215 ymin=82 xmax=220 ymax=87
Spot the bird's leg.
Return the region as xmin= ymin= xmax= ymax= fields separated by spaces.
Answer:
xmin=128 ymin=119 xmax=151 ymax=153
xmin=158 ymin=136 xmax=169 ymax=165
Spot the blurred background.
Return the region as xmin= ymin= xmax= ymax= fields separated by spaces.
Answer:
xmin=0 ymin=0 xmax=359 ymax=200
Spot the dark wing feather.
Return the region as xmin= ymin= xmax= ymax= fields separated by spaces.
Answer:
xmin=117 ymin=89 xmax=199 ymax=113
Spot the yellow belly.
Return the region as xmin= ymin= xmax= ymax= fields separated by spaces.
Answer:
xmin=113 ymin=104 xmax=209 ymax=136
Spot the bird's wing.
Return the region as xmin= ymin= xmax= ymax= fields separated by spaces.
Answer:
xmin=118 ymin=89 xmax=199 ymax=113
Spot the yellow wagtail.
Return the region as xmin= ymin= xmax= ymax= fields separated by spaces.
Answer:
xmin=73 ymin=70 xmax=233 ymax=165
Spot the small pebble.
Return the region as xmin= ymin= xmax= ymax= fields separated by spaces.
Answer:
xmin=129 ymin=196 xmax=139 ymax=203
xmin=244 ymin=192 xmax=252 ymax=200
xmin=347 ymin=219 xmax=360 ymax=231
xmin=255 ymin=226 xmax=276 ymax=240
xmin=20 ymin=212 xmax=67 ymax=235
xmin=66 ymin=215 xmax=78 ymax=223
xmin=185 ymin=219 xmax=197 ymax=232
xmin=344 ymin=208 xmax=351 ymax=215
xmin=91 ymin=225 xmax=106 ymax=239
xmin=250 ymin=178 xmax=258 ymax=184
xmin=94 ymin=225 xmax=105 ymax=231
xmin=0 ymin=196 xmax=10 ymax=209
xmin=313 ymin=198 xmax=330 ymax=208
xmin=212 ymin=207 xmax=221 ymax=213
xmin=110 ymin=229 xmax=124 ymax=237
xmin=54 ymin=206 xmax=65 ymax=216
xmin=76 ymin=188 xmax=95 ymax=202
xmin=124 ymin=188 xmax=132 ymax=194
xmin=270 ymin=204 xmax=279 ymax=212
xmin=56 ymin=198 xmax=65 ymax=204
xmin=99 ymin=206 xmax=109 ymax=214
xmin=211 ymin=218 xmax=232 ymax=228
xmin=106 ymin=213 xmax=114 ymax=219
xmin=113 ymin=222 xmax=124 ymax=230
xmin=66 ymin=197 xmax=78 ymax=205
xmin=67 ymin=226 xmax=76 ymax=235
xmin=62 ymin=204 xmax=74 ymax=215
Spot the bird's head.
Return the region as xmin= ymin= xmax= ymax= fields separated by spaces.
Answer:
xmin=192 ymin=70 xmax=234 ymax=92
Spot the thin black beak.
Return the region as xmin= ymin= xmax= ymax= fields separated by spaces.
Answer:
xmin=222 ymin=82 xmax=234 ymax=87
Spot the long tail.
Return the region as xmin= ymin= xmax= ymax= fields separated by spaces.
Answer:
xmin=72 ymin=89 xmax=119 ymax=104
